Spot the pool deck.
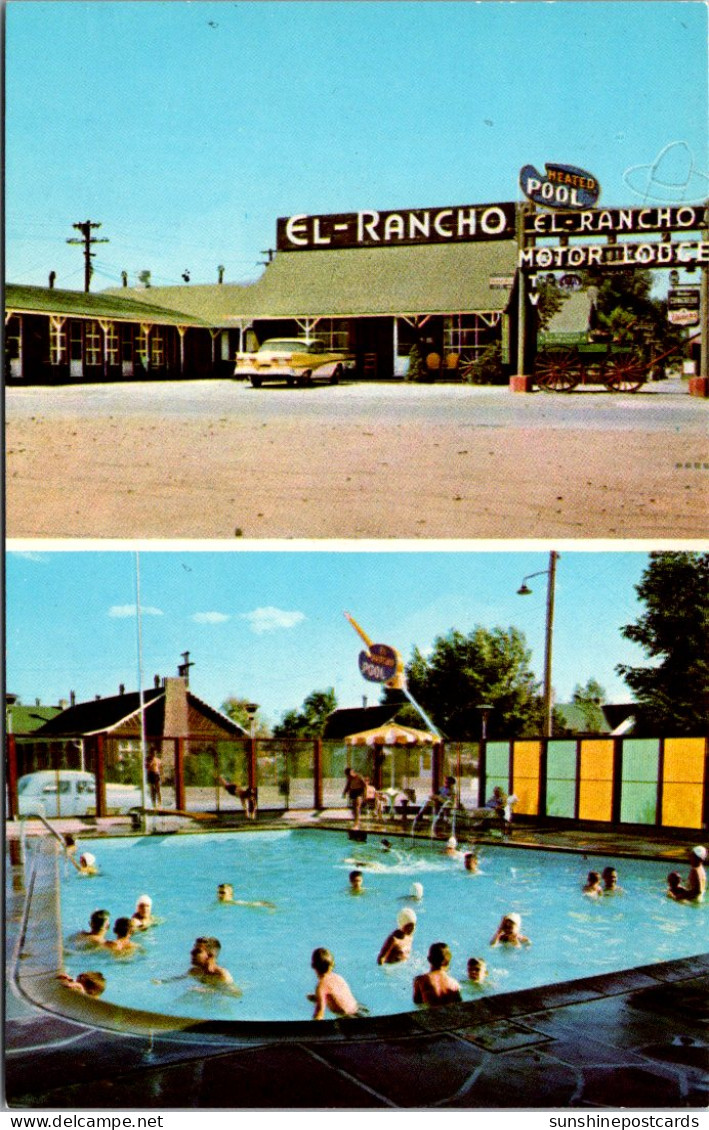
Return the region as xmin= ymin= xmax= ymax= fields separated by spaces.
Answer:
xmin=5 ymin=813 xmax=709 ymax=1110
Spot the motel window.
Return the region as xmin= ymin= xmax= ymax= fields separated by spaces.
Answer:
xmin=122 ymin=326 xmax=134 ymax=363
xmin=49 ymin=322 xmax=67 ymax=364
xmin=150 ymin=328 xmax=165 ymax=369
xmin=444 ymin=314 xmax=498 ymax=362
xmin=106 ymin=323 xmax=120 ymax=365
xmin=85 ymin=320 xmax=102 ymax=366
xmin=313 ymin=319 xmax=350 ymax=351
xmin=69 ymin=321 xmax=83 ymax=362
xmin=136 ymin=327 xmax=149 ymax=368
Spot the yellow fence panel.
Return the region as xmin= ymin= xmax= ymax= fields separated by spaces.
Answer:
xmin=578 ymin=739 xmax=614 ymax=822
xmin=662 ymin=738 xmax=706 ymax=828
xmin=512 ymin=741 xmax=542 ymax=816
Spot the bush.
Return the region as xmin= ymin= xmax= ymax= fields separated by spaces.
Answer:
xmin=463 ymin=343 xmax=506 ymax=386
xmin=405 ymin=342 xmax=427 ymax=383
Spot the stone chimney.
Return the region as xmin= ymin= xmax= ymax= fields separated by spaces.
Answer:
xmin=162 ymin=677 xmax=189 ymax=739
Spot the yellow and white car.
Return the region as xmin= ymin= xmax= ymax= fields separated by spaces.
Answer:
xmin=235 ymin=338 xmax=354 ymax=388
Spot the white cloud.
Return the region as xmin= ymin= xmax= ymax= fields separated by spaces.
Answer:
xmin=240 ymin=606 xmax=306 ymax=634
xmin=109 ymin=604 xmax=164 ymax=618
xmin=192 ymin=611 xmax=230 ymax=624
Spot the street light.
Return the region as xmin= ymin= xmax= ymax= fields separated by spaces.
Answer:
xmin=244 ymin=703 xmax=259 ymax=741
xmin=476 ymin=704 xmax=494 ymax=742
xmin=517 ymin=551 xmax=559 ymax=738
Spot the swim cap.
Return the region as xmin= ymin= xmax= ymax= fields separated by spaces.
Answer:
xmin=397 ymin=907 xmax=417 ymax=929
xmin=136 ymin=894 xmax=152 ymax=906
xmin=80 ymin=853 xmax=95 ymax=867
xmin=410 ymin=882 xmax=424 ymax=900
xmin=504 ymin=912 xmax=521 ymax=926
xmin=692 ymin=846 xmax=707 ymax=861
xmin=447 ymin=837 xmax=457 ymax=848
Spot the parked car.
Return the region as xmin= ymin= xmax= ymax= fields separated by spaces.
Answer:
xmin=16 ymin=770 xmax=143 ymax=818
xmin=234 ymin=338 xmax=355 ymax=387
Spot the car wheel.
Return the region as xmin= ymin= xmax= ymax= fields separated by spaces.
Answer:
xmin=250 ymin=376 xmax=262 ymax=388
xmin=298 ymin=370 xmax=312 ymax=387
xmin=330 ymin=364 xmax=343 ymax=385
xmin=286 ymin=377 xmax=296 ymax=387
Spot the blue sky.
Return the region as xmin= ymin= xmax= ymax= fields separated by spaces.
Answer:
xmin=6 ymin=1 xmax=707 ymax=290
xmin=7 ymin=548 xmax=655 ymax=728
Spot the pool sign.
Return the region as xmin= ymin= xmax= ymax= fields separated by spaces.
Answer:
xmin=359 ymin=644 xmax=400 ymax=684
xmin=520 ymin=162 xmax=601 ymax=210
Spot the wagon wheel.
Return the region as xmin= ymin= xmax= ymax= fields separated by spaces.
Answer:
xmin=603 ymin=355 xmax=646 ymax=393
xmin=534 ymin=348 xmax=582 ymax=392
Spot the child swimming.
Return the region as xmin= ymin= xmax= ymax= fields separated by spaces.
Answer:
xmin=349 ymin=870 xmax=364 ymax=894
xmin=490 ymin=912 xmax=531 ymax=947
xmin=57 ymin=970 xmax=106 ymax=997
xmin=216 ymin=882 xmax=275 ymax=909
xmin=413 ymin=942 xmax=462 ymax=1007
xmin=582 ymin=871 xmax=603 ymax=898
xmin=309 ymin=947 xmax=363 ymax=1020
xmin=377 ymin=908 xmax=417 ymax=965
xmin=466 ymin=957 xmax=488 ymax=983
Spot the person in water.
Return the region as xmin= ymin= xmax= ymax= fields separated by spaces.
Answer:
xmin=131 ymin=894 xmax=156 ymax=930
xmin=72 ymin=908 xmax=111 ymax=949
xmin=377 ymin=908 xmax=417 ymax=965
xmin=466 ymin=957 xmax=488 ymax=983
xmin=601 ymin=866 xmax=623 ymax=894
xmin=187 ymin=936 xmax=236 ymax=986
xmin=413 ymin=942 xmax=462 ymax=1006
xmin=105 ymin=917 xmax=140 ymax=956
xmin=216 ymin=882 xmax=275 ymax=909
xmin=582 ymin=871 xmax=604 ymax=898
xmin=348 ymin=870 xmax=364 ymax=895
xmin=464 ymin=852 xmax=479 ymax=873
xmin=490 ymin=912 xmax=531 ymax=947
xmin=309 ymin=947 xmax=362 ymax=1020
xmin=57 ymin=970 xmax=106 ymax=997
xmin=77 ymin=852 xmax=99 ymax=876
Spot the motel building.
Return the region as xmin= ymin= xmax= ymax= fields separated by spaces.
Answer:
xmin=5 ymin=196 xmax=707 ymax=387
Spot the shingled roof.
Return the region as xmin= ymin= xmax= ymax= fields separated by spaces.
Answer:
xmin=6 ymin=283 xmax=213 ymax=327
xmin=105 ymin=241 xmax=518 ymax=324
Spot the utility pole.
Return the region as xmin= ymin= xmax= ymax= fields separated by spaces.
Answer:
xmin=66 ymin=220 xmax=109 ymax=292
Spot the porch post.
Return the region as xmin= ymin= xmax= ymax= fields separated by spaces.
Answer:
xmin=6 ymin=734 xmax=18 ymax=819
xmin=94 ymin=734 xmax=106 ymax=817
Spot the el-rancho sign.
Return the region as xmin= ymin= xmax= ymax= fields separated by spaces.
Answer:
xmin=277 ymin=202 xmax=516 ymax=250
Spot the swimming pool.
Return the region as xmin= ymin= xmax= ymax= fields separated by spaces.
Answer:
xmin=59 ymin=829 xmax=706 ymax=1023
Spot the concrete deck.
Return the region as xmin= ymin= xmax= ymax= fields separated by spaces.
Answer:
xmin=5 ymin=815 xmax=709 ymax=1110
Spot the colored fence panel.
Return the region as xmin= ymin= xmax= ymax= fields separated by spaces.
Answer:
xmin=484 ymin=741 xmax=511 ymax=799
xmin=578 ymin=739 xmax=614 ymax=821
xmin=546 ymin=740 xmax=577 ymax=818
xmin=620 ymin=739 xmax=660 ymax=825
xmin=512 ymin=741 xmax=542 ymax=815
xmin=662 ymin=737 xmax=706 ymax=829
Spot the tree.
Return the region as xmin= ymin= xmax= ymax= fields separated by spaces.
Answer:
xmin=616 ymin=552 xmax=709 ymax=734
xmin=220 ymin=697 xmax=270 ymax=737
xmin=272 ymin=688 xmax=338 ymax=739
xmin=569 ymin=678 xmax=607 ymax=734
xmin=404 ymin=626 xmax=544 ymax=740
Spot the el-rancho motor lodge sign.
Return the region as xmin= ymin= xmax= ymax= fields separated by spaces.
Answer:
xmin=277 ymin=202 xmax=516 ymax=250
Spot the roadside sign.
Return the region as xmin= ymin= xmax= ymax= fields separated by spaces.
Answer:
xmin=668 ymin=287 xmax=700 ymax=326
xmin=520 ymin=162 xmax=600 ymax=209
xmin=358 ymin=644 xmax=399 ymax=684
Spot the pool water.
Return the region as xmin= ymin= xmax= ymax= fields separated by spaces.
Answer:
xmin=59 ymin=830 xmax=706 ymax=1023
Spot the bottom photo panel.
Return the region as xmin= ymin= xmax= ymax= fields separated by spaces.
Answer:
xmin=5 ymin=546 xmax=709 ymax=1111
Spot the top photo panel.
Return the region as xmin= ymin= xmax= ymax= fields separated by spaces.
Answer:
xmin=5 ymin=1 xmax=708 ymax=541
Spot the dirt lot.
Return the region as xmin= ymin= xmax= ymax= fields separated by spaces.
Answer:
xmin=6 ymin=381 xmax=708 ymax=540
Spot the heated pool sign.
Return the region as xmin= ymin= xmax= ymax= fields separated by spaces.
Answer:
xmin=521 ymin=162 xmax=601 ymax=209
xmin=359 ymin=644 xmax=400 ymax=684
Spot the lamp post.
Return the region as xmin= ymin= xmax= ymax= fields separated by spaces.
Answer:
xmin=517 ymin=551 xmax=559 ymax=738
xmin=476 ymin=704 xmax=493 ymax=742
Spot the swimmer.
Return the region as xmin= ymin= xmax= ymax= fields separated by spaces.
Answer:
xmin=377 ymin=907 xmax=417 ymax=965
xmin=667 ymin=871 xmax=686 ymax=900
xmin=490 ymin=912 xmax=531 ymax=947
xmin=308 ymin=947 xmax=364 ymax=1020
xmin=71 ymin=908 xmax=111 ymax=949
xmin=216 ymin=882 xmax=275 ymax=909
xmin=408 ymin=882 xmax=424 ymax=901
xmin=57 ymin=970 xmax=106 ymax=997
xmin=105 ymin=917 xmax=140 ymax=956
xmin=153 ymin=937 xmax=240 ymax=993
xmin=77 ymin=852 xmax=99 ymax=876
xmin=381 ymin=839 xmax=392 ymax=853
xmin=464 ymin=852 xmax=479 ymax=873
xmin=601 ymin=867 xmax=623 ymax=894
xmin=667 ymin=848 xmax=706 ymax=902
xmin=349 ymin=870 xmax=364 ymax=894
xmin=412 ymin=942 xmax=462 ymax=1007
xmin=466 ymin=957 xmax=488 ymax=984
xmin=131 ymin=894 xmax=156 ymax=930
xmin=444 ymin=836 xmax=460 ymax=857
xmin=583 ymin=871 xmax=603 ymax=898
